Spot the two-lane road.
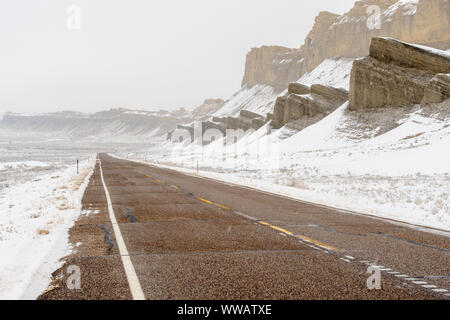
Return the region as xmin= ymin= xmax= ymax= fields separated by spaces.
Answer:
xmin=39 ymin=154 xmax=450 ymax=300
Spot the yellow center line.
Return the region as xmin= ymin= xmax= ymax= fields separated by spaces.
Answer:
xmin=213 ymin=203 xmax=230 ymax=210
xmin=258 ymin=222 xmax=340 ymax=252
xmin=198 ymin=198 xmax=340 ymax=252
xmin=295 ymin=234 xmax=341 ymax=252
xmin=269 ymin=225 xmax=293 ymax=235
xmin=199 ymin=198 xmax=230 ymax=210
xmin=145 ymin=174 xmax=152 ymax=178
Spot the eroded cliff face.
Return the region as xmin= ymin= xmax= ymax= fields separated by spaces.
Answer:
xmin=241 ymin=46 xmax=300 ymax=89
xmin=272 ymin=83 xmax=348 ymax=129
xmin=349 ymin=37 xmax=450 ymax=110
xmin=242 ymin=0 xmax=450 ymax=90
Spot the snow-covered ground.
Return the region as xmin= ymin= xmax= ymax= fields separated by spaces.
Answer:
xmin=296 ymin=57 xmax=355 ymax=91
xmin=0 ymin=138 xmax=97 ymax=299
xmin=0 ymin=136 xmax=159 ymax=299
xmin=212 ymin=84 xmax=280 ymax=117
xmin=0 ymin=159 xmax=95 ymax=299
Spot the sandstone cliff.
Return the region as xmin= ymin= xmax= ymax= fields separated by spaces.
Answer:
xmin=349 ymin=37 xmax=450 ymax=110
xmin=241 ymin=46 xmax=300 ymax=89
xmin=241 ymin=0 xmax=450 ymax=90
xmin=272 ymin=83 xmax=348 ymax=129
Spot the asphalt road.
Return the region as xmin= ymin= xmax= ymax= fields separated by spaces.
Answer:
xmin=39 ymin=154 xmax=450 ymax=300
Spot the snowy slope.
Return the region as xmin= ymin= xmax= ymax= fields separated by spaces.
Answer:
xmin=296 ymin=57 xmax=355 ymax=90
xmin=212 ymin=84 xmax=280 ymax=117
xmin=211 ymin=57 xmax=354 ymax=121
xmin=383 ymin=0 xmax=419 ymax=17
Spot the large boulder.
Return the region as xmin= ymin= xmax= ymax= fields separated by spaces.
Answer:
xmin=272 ymin=96 xmax=288 ymax=128
xmin=288 ymin=83 xmax=310 ymax=95
xmin=370 ymin=37 xmax=450 ymax=74
xmin=240 ymin=110 xmax=264 ymax=120
xmin=310 ymin=84 xmax=348 ymax=104
xmin=226 ymin=117 xmax=251 ymax=131
xmin=422 ymin=74 xmax=450 ymax=104
xmin=252 ymin=118 xmax=265 ymax=130
xmin=272 ymin=84 xmax=348 ymax=129
xmin=349 ymin=37 xmax=450 ymax=110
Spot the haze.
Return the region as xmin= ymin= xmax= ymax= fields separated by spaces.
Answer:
xmin=0 ymin=0 xmax=356 ymax=115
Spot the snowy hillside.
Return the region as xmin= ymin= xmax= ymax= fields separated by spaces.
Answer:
xmin=119 ymin=52 xmax=450 ymax=231
xmin=212 ymin=84 xmax=281 ymax=117
xmin=0 ymin=109 xmax=189 ymax=140
xmin=297 ymin=57 xmax=355 ymax=91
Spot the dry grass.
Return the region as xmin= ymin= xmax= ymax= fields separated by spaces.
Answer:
xmin=37 ymin=228 xmax=50 ymax=236
xmin=402 ymin=132 xmax=424 ymax=140
xmin=57 ymin=203 xmax=71 ymax=210
xmin=72 ymin=167 xmax=92 ymax=191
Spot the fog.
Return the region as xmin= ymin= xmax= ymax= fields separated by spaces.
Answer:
xmin=0 ymin=0 xmax=356 ymax=115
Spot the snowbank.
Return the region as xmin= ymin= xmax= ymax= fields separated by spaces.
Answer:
xmin=0 ymin=156 xmax=96 ymax=299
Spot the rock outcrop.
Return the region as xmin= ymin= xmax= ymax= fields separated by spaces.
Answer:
xmin=191 ymin=99 xmax=225 ymax=120
xmin=226 ymin=117 xmax=251 ymax=131
xmin=349 ymin=37 xmax=450 ymax=110
xmin=241 ymin=46 xmax=300 ymax=89
xmin=241 ymin=0 xmax=450 ymax=90
xmin=272 ymin=83 xmax=348 ymax=129
xmin=422 ymin=74 xmax=450 ymax=104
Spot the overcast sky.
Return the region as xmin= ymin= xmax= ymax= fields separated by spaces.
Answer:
xmin=0 ymin=0 xmax=356 ymax=115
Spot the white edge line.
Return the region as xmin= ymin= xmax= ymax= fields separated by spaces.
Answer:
xmin=432 ymin=289 xmax=448 ymax=293
xmin=99 ymin=159 xmax=145 ymax=300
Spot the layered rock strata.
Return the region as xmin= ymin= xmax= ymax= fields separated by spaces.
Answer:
xmin=349 ymin=37 xmax=450 ymax=110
